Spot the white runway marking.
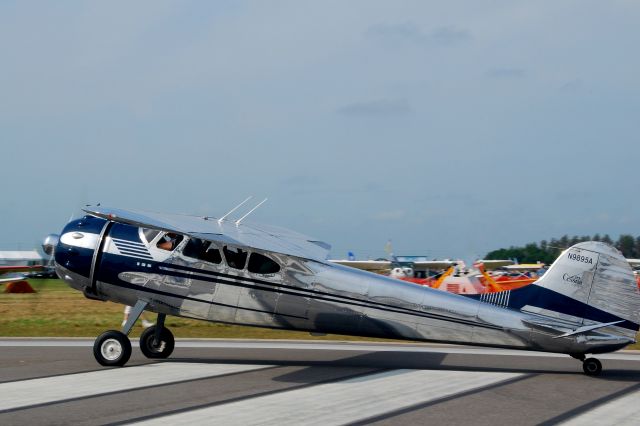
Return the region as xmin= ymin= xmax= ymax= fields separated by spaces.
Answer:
xmin=561 ymin=390 xmax=640 ymax=425
xmin=0 ymin=362 xmax=270 ymax=412
xmin=132 ymin=369 xmax=523 ymax=425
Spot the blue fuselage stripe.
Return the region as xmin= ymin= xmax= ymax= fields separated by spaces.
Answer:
xmin=96 ymin=253 xmax=502 ymax=330
xmin=467 ymin=285 xmax=639 ymax=331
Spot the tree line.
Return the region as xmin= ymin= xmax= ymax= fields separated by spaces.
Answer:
xmin=484 ymin=234 xmax=640 ymax=265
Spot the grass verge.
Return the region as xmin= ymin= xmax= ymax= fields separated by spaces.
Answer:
xmin=0 ymin=279 xmax=383 ymax=340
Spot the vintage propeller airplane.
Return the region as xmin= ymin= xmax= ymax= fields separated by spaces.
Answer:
xmin=46 ymin=203 xmax=640 ymax=376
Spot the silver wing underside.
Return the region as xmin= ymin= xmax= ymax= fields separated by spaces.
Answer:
xmin=83 ymin=207 xmax=331 ymax=261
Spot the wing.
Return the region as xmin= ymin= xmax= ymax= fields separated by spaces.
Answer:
xmin=502 ymin=263 xmax=545 ymax=271
xmin=627 ymin=258 xmax=640 ymax=269
xmin=410 ymin=260 xmax=457 ymax=270
xmin=83 ymin=207 xmax=331 ymax=261
xmin=0 ymin=275 xmax=26 ymax=284
xmin=330 ymin=260 xmax=392 ymax=272
xmin=0 ymin=265 xmax=45 ymax=284
xmin=474 ymin=259 xmax=515 ymax=270
xmin=0 ymin=265 xmax=43 ymax=274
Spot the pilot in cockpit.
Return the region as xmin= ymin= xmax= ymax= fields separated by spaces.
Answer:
xmin=157 ymin=233 xmax=180 ymax=251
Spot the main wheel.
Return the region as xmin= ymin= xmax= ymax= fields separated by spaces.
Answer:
xmin=139 ymin=325 xmax=175 ymax=359
xmin=582 ymin=357 xmax=602 ymax=376
xmin=93 ymin=330 xmax=132 ymax=367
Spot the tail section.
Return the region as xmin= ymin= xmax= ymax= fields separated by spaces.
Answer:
xmin=535 ymin=242 xmax=602 ymax=306
xmin=512 ymin=242 xmax=640 ymax=341
xmin=538 ymin=242 xmax=639 ymax=325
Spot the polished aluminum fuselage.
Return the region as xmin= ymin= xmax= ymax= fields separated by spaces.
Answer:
xmin=55 ymin=221 xmax=632 ymax=356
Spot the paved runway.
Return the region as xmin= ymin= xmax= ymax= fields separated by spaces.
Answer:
xmin=1 ymin=339 xmax=640 ymax=425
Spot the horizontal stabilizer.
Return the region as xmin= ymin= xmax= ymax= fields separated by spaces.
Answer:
xmin=522 ymin=318 xmax=571 ymax=335
xmin=523 ymin=318 xmax=626 ymax=339
xmin=552 ymin=320 xmax=624 ymax=339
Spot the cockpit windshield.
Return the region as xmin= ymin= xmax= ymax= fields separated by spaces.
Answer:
xmin=141 ymin=228 xmax=161 ymax=244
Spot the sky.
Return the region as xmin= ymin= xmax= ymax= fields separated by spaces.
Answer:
xmin=1 ymin=1 xmax=639 ymax=262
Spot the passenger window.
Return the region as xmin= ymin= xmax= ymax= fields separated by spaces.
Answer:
xmin=157 ymin=233 xmax=183 ymax=251
xmin=248 ymin=253 xmax=280 ymax=274
xmin=141 ymin=228 xmax=160 ymax=244
xmin=223 ymin=246 xmax=248 ymax=270
xmin=183 ymin=238 xmax=222 ymax=264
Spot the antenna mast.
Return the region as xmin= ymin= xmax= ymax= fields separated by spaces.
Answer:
xmin=215 ymin=196 xmax=253 ymax=223
xmin=235 ymin=198 xmax=268 ymax=226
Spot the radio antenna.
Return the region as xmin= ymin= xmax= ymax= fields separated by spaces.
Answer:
xmin=215 ymin=196 xmax=253 ymax=223
xmin=235 ymin=198 xmax=268 ymax=226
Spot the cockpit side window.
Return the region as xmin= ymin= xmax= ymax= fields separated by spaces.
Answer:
xmin=183 ymin=238 xmax=222 ymax=264
xmin=248 ymin=253 xmax=280 ymax=275
xmin=157 ymin=233 xmax=184 ymax=251
xmin=141 ymin=228 xmax=161 ymax=244
xmin=223 ymin=246 xmax=248 ymax=270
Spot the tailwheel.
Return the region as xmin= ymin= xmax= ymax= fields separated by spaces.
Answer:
xmin=139 ymin=325 xmax=175 ymax=359
xmin=582 ymin=357 xmax=602 ymax=376
xmin=93 ymin=330 xmax=132 ymax=367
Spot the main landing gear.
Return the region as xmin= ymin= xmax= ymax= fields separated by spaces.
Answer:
xmin=92 ymin=301 xmax=175 ymax=367
xmin=582 ymin=358 xmax=602 ymax=376
xmin=571 ymin=353 xmax=603 ymax=376
xmin=139 ymin=314 xmax=175 ymax=359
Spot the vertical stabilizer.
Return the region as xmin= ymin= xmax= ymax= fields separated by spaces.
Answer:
xmin=534 ymin=242 xmax=640 ymax=336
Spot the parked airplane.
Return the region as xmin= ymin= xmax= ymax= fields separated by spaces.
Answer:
xmin=0 ymin=244 xmax=58 ymax=285
xmin=332 ymin=258 xmax=538 ymax=294
xmin=330 ymin=258 xmax=457 ymax=282
xmin=0 ymin=265 xmax=40 ymax=284
xmin=48 ymin=206 xmax=640 ymax=375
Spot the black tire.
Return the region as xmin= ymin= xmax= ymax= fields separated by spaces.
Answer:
xmin=93 ymin=330 xmax=132 ymax=367
xmin=583 ymin=358 xmax=602 ymax=376
xmin=139 ymin=325 xmax=175 ymax=359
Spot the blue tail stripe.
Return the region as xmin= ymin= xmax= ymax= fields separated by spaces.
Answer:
xmin=468 ymin=285 xmax=639 ymax=331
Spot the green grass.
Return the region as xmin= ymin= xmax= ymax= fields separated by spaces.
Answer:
xmin=2 ymin=279 xmax=639 ymax=349
xmin=0 ymin=279 xmax=383 ymax=340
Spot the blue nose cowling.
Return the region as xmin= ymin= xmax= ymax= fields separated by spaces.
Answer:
xmin=55 ymin=215 xmax=107 ymax=278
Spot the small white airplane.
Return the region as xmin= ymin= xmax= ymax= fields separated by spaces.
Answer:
xmin=48 ymin=205 xmax=640 ymax=376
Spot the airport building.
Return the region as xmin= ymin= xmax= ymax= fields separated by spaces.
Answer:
xmin=0 ymin=250 xmax=46 ymax=266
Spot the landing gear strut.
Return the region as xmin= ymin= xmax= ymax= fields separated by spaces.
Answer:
xmin=92 ymin=301 xmax=175 ymax=367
